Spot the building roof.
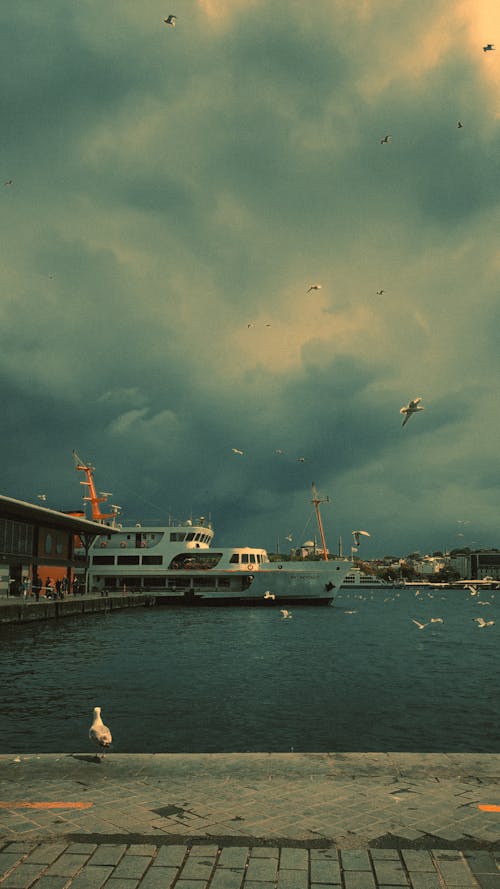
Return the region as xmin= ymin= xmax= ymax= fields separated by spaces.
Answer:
xmin=0 ymin=494 xmax=119 ymax=535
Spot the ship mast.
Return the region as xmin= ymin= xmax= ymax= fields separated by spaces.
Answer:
xmin=311 ymin=482 xmax=329 ymax=561
xmin=72 ymin=450 xmax=117 ymax=523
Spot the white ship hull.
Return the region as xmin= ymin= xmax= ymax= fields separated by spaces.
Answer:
xmin=84 ymin=523 xmax=352 ymax=605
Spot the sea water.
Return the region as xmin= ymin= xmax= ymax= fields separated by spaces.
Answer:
xmin=0 ymin=587 xmax=498 ymax=753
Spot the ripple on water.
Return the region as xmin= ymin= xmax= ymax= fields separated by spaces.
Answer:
xmin=0 ymin=589 xmax=498 ymax=752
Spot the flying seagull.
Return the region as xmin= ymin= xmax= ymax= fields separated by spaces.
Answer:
xmin=37 ymin=494 xmax=47 ymax=502
xmin=89 ymin=707 xmax=112 ymax=761
xmin=400 ymin=396 xmax=424 ymax=427
xmin=307 ymin=283 xmax=322 ymax=293
xmin=457 ymin=121 xmax=464 ymax=128
xmin=412 ymin=618 xmax=429 ymax=630
xmin=376 ymin=289 xmax=385 ymax=295
xmin=163 ymin=14 xmax=176 ymax=26
xmin=474 ymin=617 xmax=495 ymax=627
xmin=297 ymin=456 xmax=306 ymax=463
xmin=4 ymin=179 xmax=13 ymax=187
xmin=231 ymin=448 xmax=244 ymax=455
xmin=352 ymin=530 xmax=370 ymax=547
xmin=483 ymin=44 xmax=495 ymax=51
xmin=264 ymin=591 xmax=276 ymax=600
xmin=380 ymin=135 xmax=392 ymax=144
xmin=280 ymin=609 xmax=293 ymax=619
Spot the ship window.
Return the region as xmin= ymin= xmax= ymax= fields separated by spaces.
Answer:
xmin=229 ymin=554 xmax=239 ymax=564
xmin=92 ymin=555 xmax=115 ymax=565
xmin=241 ymin=553 xmax=249 ymax=563
xmin=217 ymin=578 xmax=231 ymax=588
xmin=186 ymin=532 xmax=195 ymax=541
xmin=170 ymin=532 xmax=186 ymax=542
xmin=142 ymin=555 xmax=163 ymax=565
xmin=117 ymin=555 xmax=140 ymax=565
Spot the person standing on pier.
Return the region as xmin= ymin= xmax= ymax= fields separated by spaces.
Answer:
xmin=34 ymin=575 xmax=41 ymax=601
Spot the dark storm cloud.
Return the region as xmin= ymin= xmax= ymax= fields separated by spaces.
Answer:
xmin=0 ymin=0 xmax=499 ymax=555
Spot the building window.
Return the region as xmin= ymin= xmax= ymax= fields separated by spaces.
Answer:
xmin=117 ymin=556 xmax=140 ymax=565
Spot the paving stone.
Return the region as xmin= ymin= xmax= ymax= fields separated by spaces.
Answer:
xmin=179 ymin=852 xmax=217 ymax=880
xmin=176 ymin=882 xmax=212 ymax=889
xmin=341 ymin=850 xmax=372 ymax=871
xmin=400 ymin=851 xmax=435 ymax=872
xmin=151 ymin=845 xmax=187 ymax=867
xmin=138 ymin=867 xmax=179 ymax=889
xmin=105 ymin=880 xmax=141 ymax=889
xmin=43 ymin=852 xmax=90 ymax=876
xmin=310 ymin=857 xmax=341 ymax=884
xmin=249 ymin=847 xmax=279 ymax=858
xmin=0 ymin=843 xmax=35 ymax=854
xmin=371 ymin=859 xmax=407 ymax=885
xmin=405 ymin=874 xmax=443 ymax=889
xmin=244 ymin=883 xmax=275 ymax=889
xmin=370 ymin=849 xmax=401 ymax=860
xmin=310 ymin=849 xmax=338 ymax=860
xmin=245 ymin=856 xmax=278 ymax=882
xmin=464 ymin=851 xmax=500 ymax=875
xmin=310 ymin=884 xmax=341 ymax=889
xmin=217 ymin=848 xmax=249 ymax=868
xmin=468 ymin=876 xmax=500 ymax=889
xmin=433 ymin=852 xmax=476 ymax=887
xmin=64 ymin=844 xmax=98 ymax=855
xmin=88 ymin=843 xmax=128 ymax=865
xmin=68 ymin=864 xmax=115 ymax=889
xmin=188 ymin=844 xmax=220 ymax=856
xmin=111 ymin=853 xmax=152 ymax=880
xmin=210 ymin=867 xmax=247 ymax=889
xmin=126 ymin=844 xmax=157 ymax=856
xmin=0 ymin=863 xmax=47 ymax=887
xmin=31 ymin=877 xmax=69 ymax=889
xmin=279 ymin=849 xmax=309 ymax=870
xmin=276 ymin=869 xmax=310 ymax=889
xmin=25 ymin=844 xmax=68 ymax=865
xmin=0 ymin=852 xmax=26 ymax=876
xmin=342 ymin=873 xmax=376 ymax=889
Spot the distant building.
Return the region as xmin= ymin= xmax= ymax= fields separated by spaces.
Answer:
xmin=448 ymin=552 xmax=470 ymax=578
xmin=295 ymin=539 xmax=330 ymax=559
xmin=470 ymin=551 xmax=500 ymax=580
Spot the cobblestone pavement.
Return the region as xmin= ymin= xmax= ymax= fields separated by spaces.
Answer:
xmin=2 ymin=754 xmax=500 ymax=887
xmin=2 ymin=839 xmax=500 ymax=888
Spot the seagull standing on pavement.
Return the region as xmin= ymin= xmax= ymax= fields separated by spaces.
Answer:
xmin=400 ymin=396 xmax=424 ymax=427
xmin=89 ymin=707 xmax=112 ymax=761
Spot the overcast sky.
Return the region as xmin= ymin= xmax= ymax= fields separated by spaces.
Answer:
xmin=1 ymin=0 xmax=499 ymax=557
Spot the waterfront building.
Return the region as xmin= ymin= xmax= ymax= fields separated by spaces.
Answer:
xmin=0 ymin=494 xmax=117 ymax=596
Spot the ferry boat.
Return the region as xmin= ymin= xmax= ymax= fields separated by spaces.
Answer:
xmin=73 ymin=455 xmax=353 ymax=605
xmin=341 ymin=568 xmax=401 ymax=589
